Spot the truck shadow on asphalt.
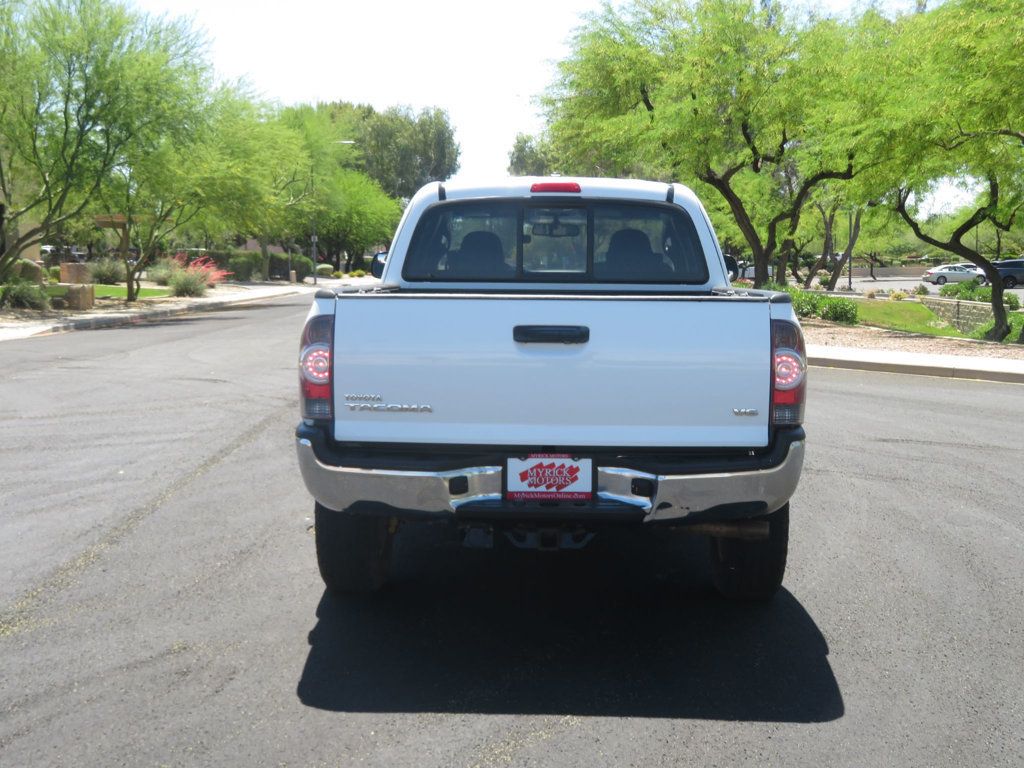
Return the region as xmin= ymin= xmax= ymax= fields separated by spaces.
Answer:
xmin=297 ymin=523 xmax=843 ymax=722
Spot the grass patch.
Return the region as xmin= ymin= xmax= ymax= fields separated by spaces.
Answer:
xmin=853 ymin=298 xmax=967 ymax=338
xmin=45 ymin=284 xmax=170 ymax=299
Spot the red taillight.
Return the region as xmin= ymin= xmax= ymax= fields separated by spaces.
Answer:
xmin=530 ymin=181 xmax=581 ymax=193
xmin=300 ymin=315 xmax=333 ymax=420
xmin=771 ymin=320 xmax=806 ymax=427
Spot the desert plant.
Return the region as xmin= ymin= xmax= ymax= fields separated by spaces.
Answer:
xmin=48 ymin=266 xmax=61 ymax=282
xmin=889 ymin=290 xmax=907 ymax=301
xmin=315 ymin=263 xmax=334 ymax=276
xmin=168 ymin=267 xmax=208 ymax=297
xmin=819 ymin=297 xmax=858 ymax=324
xmin=1 ymin=281 xmax=50 ymax=310
xmin=914 ymin=284 xmax=929 ymax=296
xmin=348 ymin=269 xmax=367 ymax=278
xmin=89 ymin=258 xmax=122 ymax=285
xmin=172 ymin=253 xmax=229 ymax=287
xmin=146 ymin=258 xmax=179 ymax=286
xmin=864 ymin=289 xmax=877 ymax=299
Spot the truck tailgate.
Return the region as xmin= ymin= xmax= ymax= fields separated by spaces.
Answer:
xmin=332 ymin=295 xmax=771 ymax=448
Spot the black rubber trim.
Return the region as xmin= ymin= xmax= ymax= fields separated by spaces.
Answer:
xmin=297 ymin=424 xmax=804 ymax=476
xmin=666 ymin=184 xmax=675 ymax=203
xmin=437 ymin=183 xmax=446 ymax=201
xmin=513 ymin=325 xmax=589 ymax=344
xmin=315 ymin=289 xmax=335 ymax=299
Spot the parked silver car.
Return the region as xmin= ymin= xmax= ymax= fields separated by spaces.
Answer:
xmin=921 ymin=264 xmax=985 ymax=285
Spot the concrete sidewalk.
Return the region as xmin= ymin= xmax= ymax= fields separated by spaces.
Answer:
xmin=0 ymin=282 xmax=321 ymax=343
xmin=3 ymin=282 xmax=1023 ymax=384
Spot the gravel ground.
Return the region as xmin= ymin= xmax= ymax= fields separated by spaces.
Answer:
xmin=802 ymin=318 xmax=1024 ymax=360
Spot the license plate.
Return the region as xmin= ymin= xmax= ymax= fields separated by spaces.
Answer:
xmin=506 ymin=454 xmax=593 ymax=501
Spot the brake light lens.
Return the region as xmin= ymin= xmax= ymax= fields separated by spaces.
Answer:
xmin=771 ymin=320 xmax=806 ymax=426
xmin=299 ymin=314 xmax=333 ymax=419
xmin=530 ymin=182 xmax=581 ymax=193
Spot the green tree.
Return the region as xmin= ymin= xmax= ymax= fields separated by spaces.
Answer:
xmin=0 ymin=0 xmax=206 ymax=281
xmin=878 ymin=0 xmax=1024 ymax=340
xmin=507 ymin=133 xmax=557 ymax=176
xmin=546 ymin=0 xmax=889 ymax=286
xmin=358 ymin=106 xmax=460 ymax=199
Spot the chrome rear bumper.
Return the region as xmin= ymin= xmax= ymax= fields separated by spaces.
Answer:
xmin=296 ymin=438 xmax=804 ymax=523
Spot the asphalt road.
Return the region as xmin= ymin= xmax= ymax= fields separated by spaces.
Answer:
xmin=1 ymin=296 xmax=1022 ymax=767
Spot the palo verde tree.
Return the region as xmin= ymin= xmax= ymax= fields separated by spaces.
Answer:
xmin=280 ymin=104 xmax=400 ymax=271
xmin=0 ymin=0 xmax=207 ymax=282
xmin=546 ymin=0 xmax=876 ymax=286
xmin=877 ymin=0 xmax=1024 ymax=341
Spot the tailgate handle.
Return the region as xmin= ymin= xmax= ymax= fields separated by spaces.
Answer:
xmin=513 ymin=325 xmax=590 ymax=344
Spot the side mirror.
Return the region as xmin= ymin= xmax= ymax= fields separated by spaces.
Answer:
xmin=371 ymin=252 xmax=387 ymax=279
xmin=724 ymin=255 xmax=739 ymax=282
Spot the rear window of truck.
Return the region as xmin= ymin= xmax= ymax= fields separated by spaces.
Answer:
xmin=401 ymin=201 xmax=709 ymax=284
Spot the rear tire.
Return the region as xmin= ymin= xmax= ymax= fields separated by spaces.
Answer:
xmin=936 ymin=276 xmax=947 ymax=285
xmin=314 ymin=503 xmax=394 ymax=594
xmin=709 ymin=504 xmax=789 ymax=601
xmin=1003 ymin=276 xmax=1018 ymax=289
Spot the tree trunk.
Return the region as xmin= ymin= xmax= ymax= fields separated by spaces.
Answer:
xmin=803 ymin=204 xmax=835 ymax=289
xmin=826 ymin=210 xmax=862 ymax=290
xmin=258 ymin=236 xmax=271 ymax=281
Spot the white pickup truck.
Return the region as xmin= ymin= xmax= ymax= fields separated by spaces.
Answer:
xmin=296 ymin=177 xmax=806 ymax=600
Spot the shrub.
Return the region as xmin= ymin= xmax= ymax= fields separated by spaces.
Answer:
xmin=864 ymin=289 xmax=877 ymax=299
xmin=315 ymin=263 xmax=334 ymax=276
xmin=914 ymin=284 xmax=929 ymax=296
xmin=348 ymin=269 xmax=367 ymax=278
xmin=146 ymin=258 xmax=179 ymax=286
xmin=48 ymin=266 xmax=61 ymax=282
xmin=791 ymin=290 xmax=823 ymax=318
xmin=89 ymin=258 xmax=123 ymax=285
xmin=168 ymin=267 xmax=208 ymax=297
xmin=269 ymin=253 xmax=314 ymax=281
xmin=1 ymin=280 xmax=50 ymax=310
xmin=819 ymin=297 xmax=858 ymax=324
xmin=1004 ymin=292 xmax=1021 ymax=311
xmin=332 ymin=270 xmax=343 ymax=278
xmin=16 ymin=259 xmax=45 ymax=284
xmin=172 ymin=253 xmax=229 ymax=287
xmin=228 ymin=251 xmax=263 ymax=282
xmin=889 ymin=290 xmax=907 ymax=301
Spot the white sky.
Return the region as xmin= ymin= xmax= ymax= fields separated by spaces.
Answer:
xmin=130 ymin=0 xmax=966 ymax=210
xmin=130 ymin=0 xmax=601 ymax=181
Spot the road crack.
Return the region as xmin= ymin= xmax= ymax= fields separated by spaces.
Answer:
xmin=0 ymin=411 xmax=281 ymax=638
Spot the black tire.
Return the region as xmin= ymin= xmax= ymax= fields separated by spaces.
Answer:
xmin=936 ymin=276 xmax=947 ymax=285
xmin=1003 ymin=276 xmax=1018 ymax=289
xmin=709 ymin=504 xmax=789 ymax=601
xmin=314 ymin=503 xmax=394 ymax=594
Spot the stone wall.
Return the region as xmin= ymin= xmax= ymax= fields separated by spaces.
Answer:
xmin=920 ymin=296 xmax=994 ymax=333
